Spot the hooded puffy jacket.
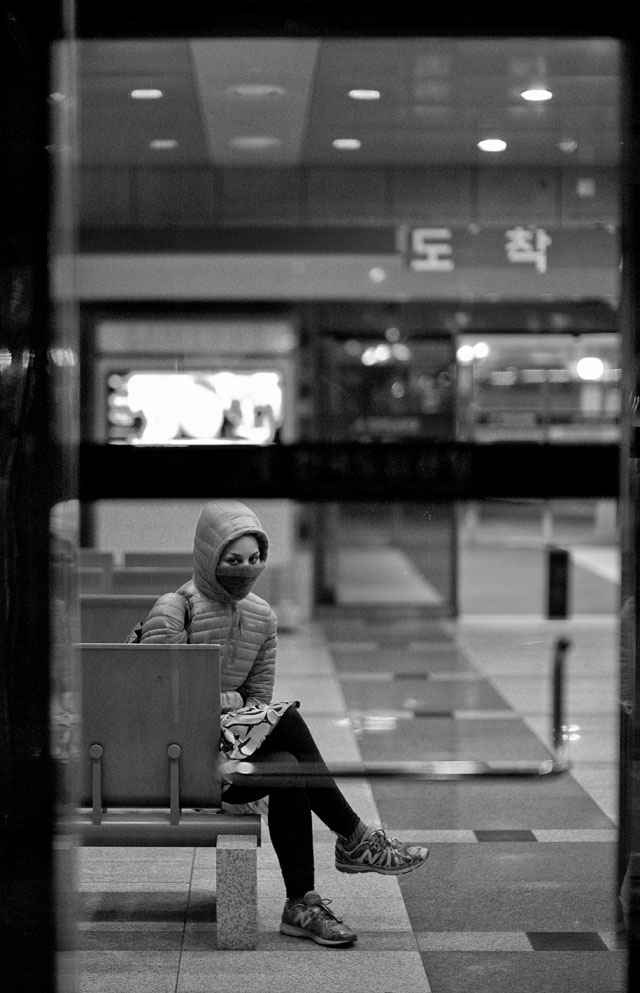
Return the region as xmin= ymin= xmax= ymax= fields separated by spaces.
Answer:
xmin=139 ymin=500 xmax=277 ymax=712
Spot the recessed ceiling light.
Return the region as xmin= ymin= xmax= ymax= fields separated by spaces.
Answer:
xmin=348 ymin=88 xmax=381 ymax=100
xmin=228 ymin=135 xmax=281 ymax=150
xmin=149 ymin=138 xmax=178 ymax=150
xmin=577 ymin=177 xmax=597 ymax=198
xmin=131 ymin=88 xmax=163 ymax=100
xmin=226 ymin=84 xmax=286 ymax=99
xmin=521 ymin=88 xmax=552 ymax=101
xmin=477 ymin=138 xmax=507 ymax=153
xmin=333 ymin=138 xmax=362 ymax=150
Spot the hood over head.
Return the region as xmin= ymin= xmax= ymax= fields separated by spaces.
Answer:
xmin=193 ymin=500 xmax=269 ymax=602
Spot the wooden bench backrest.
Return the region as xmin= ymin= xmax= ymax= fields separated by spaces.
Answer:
xmin=79 ymin=549 xmax=115 ymax=571
xmin=111 ymin=567 xmax=192 ymax=595
xmin=80 ymin=594 xmax=158 ymax=643
xmin=78 ymin=567 xmax=111 ymax=593
xmin=76 ymin=643 xmax=221 ymax=809
xmin=124 ymin=551 xmax=193 ymax=569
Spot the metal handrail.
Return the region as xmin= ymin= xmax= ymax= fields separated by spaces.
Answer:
xmin=221 ymin=637 xmax=572 ymax=782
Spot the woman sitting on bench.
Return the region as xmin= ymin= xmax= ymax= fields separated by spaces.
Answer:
xmin=138 ymin=499 xmax=429 ymax=948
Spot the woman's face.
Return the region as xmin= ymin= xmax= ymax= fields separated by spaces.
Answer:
xmin=220 ymin=535 xmax=261 ymax=567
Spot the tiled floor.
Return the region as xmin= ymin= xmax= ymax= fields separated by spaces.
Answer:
xmin=76 ymin=535 xmax=627 ymax=993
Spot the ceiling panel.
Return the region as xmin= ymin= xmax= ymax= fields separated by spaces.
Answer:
xmin=76 ymin=36 xmax=621 ymax=168
xmin=79 ymin=41 xmax=209 ymax=165
xmin=190 ymin=39 xmax=320 ymax=166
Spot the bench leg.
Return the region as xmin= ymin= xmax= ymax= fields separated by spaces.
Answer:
xmin=216 ymin=835 xmax=258 ymax=950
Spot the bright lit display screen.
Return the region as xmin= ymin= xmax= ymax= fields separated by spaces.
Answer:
xmin=106 ymin=370 xmax=283 ymax=444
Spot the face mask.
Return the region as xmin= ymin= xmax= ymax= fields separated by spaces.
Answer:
xmin=215 ymin=562 xmax=265 ymax=599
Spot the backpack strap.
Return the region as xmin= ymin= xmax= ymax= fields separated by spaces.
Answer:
xmin=124 ymin=592 xmax=191 ymax=643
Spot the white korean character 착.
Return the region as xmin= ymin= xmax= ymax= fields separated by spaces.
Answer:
xmin=505 ymin=226 xmax=552 ymax=273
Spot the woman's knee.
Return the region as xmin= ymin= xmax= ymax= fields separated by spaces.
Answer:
xmin=266 ymin=706 xmax=308 ymax=749
xmin=278 ymin=705 xmax=305 ymax=732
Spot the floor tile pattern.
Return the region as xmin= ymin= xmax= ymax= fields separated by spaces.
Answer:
xmin=76 ymin=544 xmax=626 ymax=993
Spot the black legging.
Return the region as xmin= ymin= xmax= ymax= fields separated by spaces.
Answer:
xmin=222 ymin=706 xmax=361 ymax=898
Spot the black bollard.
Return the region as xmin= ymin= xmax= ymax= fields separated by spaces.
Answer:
xmin=551 ymin=636 xmax=571 ymax=756
xmin=547 ymin=546 xmax=570 ymax=619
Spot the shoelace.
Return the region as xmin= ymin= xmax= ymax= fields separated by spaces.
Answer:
xmin=369 ymin=828 xmax=401 ymax=853
xmin=306 ymin=897 xmax=343 ymax=924
xmin=366 ymin=828 xmax=412 ymax=865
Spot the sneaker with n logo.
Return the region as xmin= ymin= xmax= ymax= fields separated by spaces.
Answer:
xmin=335 ymin=825 xmax=429 ymax=876
xmin=280 ymin=891 xmax=357 ymax=947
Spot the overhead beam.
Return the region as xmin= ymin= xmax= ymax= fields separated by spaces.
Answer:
xmin=76 ymin=440 xmax=620 ymax=501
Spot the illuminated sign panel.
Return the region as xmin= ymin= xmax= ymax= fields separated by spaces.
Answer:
xmin=406 ymin=226 xmax=613 ymax=275
xmin=107 ymin=369 xmax=283 ymax=445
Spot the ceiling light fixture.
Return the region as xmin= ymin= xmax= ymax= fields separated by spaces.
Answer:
xmin=226 ymin=84 xmax=286 ymax=98
xmin=348 ymin=88 xmax=381 ymax=100
xmin=576 ymin=177 xmax=597 ymax=198
xmin=131 ymin=88 xmax=163 ymax=100
xmin=149 ymin=138 xmax=178 ymax=150
xmin=228 ymin=135 xmax=281 ymax=150
xmin=477 ymin=138 xmax=507 ymax=153
xmin=521 ymin=88 xmax=552 ymax=101
xmin=333 ymin=138 xmax=361 ymax=150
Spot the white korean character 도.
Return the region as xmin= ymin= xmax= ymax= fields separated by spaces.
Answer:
xmin=409 ymin=228 xmax=454 ymax=272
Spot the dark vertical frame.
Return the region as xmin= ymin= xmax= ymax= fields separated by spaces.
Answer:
xmin=618 ymin=37 xmax=640 ymax=982
xmin=0 ymin=5 xmax=66 ymax=991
